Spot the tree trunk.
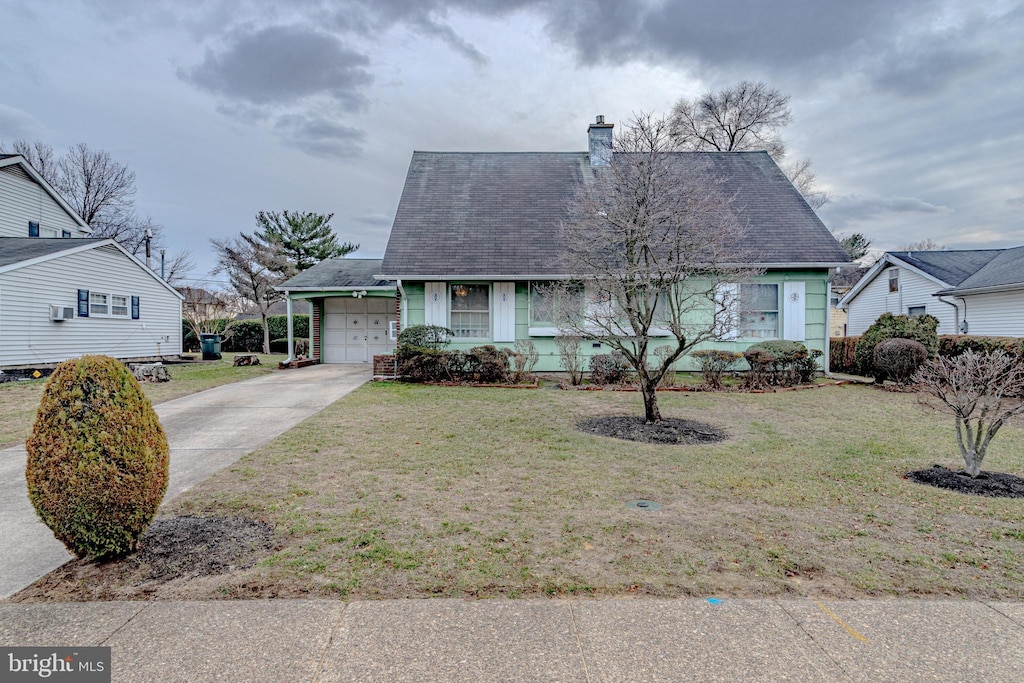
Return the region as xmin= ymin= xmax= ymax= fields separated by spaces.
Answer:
xmin=963 ymin=451 xmax=982 ymax=478
xmin=261 ymin=313 xmax=271 ymax=354
xmin=642 ymin=380 xmax=662 ymax=424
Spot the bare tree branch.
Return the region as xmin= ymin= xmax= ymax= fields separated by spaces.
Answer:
xmin=551 ymin=112 xmax=759 ymax=423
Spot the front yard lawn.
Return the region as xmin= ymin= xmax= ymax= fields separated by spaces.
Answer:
xmin=0 ymin=354 xmax=284 ymax=448
xmin=15 ymin=382 xmax=1024 ymax=601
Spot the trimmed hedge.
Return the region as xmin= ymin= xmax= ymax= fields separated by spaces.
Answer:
xmin=830 ymin=334 xmax=1024 ymax=376
xmin=829 ymin=336 xmax=860 ymax=374
xmin=938 ymin=335 xmax=1024 ymax=359
xmin=855 ymin=313 xmax=939 ymax=380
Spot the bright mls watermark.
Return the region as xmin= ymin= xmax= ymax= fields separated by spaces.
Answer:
xmin=2 ymin=647 xmax=110 ymax=682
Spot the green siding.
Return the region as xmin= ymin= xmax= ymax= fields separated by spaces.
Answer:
xmin=399 ymin=271 xmax=832 ymax=372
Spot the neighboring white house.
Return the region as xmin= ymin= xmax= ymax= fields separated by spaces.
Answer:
xmin=0 ymin=154 xmax=183 ymax=369
xmin=839 ymin=248 xmax=1024 ymax=337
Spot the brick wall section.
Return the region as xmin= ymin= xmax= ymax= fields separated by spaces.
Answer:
xmin=312 ymin=300 xmax=321 ymax=361
xmin=374 ymin=354 xmax=397 ymax=377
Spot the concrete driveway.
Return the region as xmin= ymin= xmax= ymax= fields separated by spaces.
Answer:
xmin=0 ymin=363 xmax=371 ymax=599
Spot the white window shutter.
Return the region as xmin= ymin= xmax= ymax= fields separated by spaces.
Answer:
xmin=715 ymin=283 xmax=739 ymax=340
xmin=424 ymin=282 xmax=446 ymax=327
xmin=784 ymin=281 xmax=806 ymax=341
xmin=493 ymin=282 xmax=515 ymax=342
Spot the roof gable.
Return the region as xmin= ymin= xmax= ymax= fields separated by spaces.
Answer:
xmin=0 ymin=156 xmax=91 ymax=232
xmin=380 ymin=150 xmax=849 ymax=278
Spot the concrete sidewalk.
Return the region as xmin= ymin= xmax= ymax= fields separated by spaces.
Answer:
xmin=1 ymin=597 xmax=1021 ymax=682
xmin=0 ymin=364 xmax=372 ymax=599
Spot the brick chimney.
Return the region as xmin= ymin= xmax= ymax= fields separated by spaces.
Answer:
xmin=588 ymin=115 xmax=614 ymax=166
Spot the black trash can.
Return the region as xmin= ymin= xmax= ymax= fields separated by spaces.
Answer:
xmin=199 ymin=333 xmax=222 ymax=361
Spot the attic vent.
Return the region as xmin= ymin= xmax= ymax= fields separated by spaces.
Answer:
xmin=50 ymin=305 xmax=76 ymax=322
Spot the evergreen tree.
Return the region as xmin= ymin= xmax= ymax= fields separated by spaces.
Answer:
xmin=254 ymin=211 xmax=358 ymax=272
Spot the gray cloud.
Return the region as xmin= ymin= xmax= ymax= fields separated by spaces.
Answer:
xmin=354 ymin=211 xmax=394 ymax=227
xmin=821 ymin=194 xmax=952 ymax=231
xmin=181 ymin=25 xmax=372 ymax=108
xmin=275 ymin=114 xmax=366 ymax=159
xmin=0 ymin=103 xmax=43 ymax=140
xmin=1008 ymin=196 xmax=1024 ymax=208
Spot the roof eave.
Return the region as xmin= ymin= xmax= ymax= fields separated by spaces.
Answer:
xmin=935 ymin=283 xmax=1024 ymax=297
xmin=378 ymin=263 xmax=848 ymax=282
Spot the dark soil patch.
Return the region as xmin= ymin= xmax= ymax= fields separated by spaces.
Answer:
xmin=576 ymin=416 xmax=727 ymax=445
xmin=905 ymin=465 xmax=1024 ymax=498
xmin=11 ymin=516 xmax=277 ymax=602
xmin=132 ymin=515 xmax=276 ymax=579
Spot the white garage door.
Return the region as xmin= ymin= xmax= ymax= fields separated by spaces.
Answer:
xmin=323 ymin=297 xmax=397 ymax=363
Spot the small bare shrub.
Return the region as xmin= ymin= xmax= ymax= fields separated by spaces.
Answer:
xmin=556 ymin=335 xmax=584 ymax=386
xmin=691 ymin=349 xmax=742 ymax=390
xmin=914 ymin=350 xmax=1024 ymax=477
xmin=590 ymin=352 xmax=633 ymax=386
xmin=873 ymin=338 xmax=927 ymax=386
xmin=510 ymin=339 xmax=539 ymax=382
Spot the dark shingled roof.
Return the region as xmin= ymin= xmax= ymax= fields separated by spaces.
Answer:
xmin=934 ymin=246 xmax=1024 ymax=294
xmin=380 ymin=150 xmax=850 ymax=278
xmin=0 ymin=237 xmax=108 ymax=269
xmin=889 ymin=250 xmax=1003 ymax=287
xmin=278 ymin=258 xmax=389 ymax=289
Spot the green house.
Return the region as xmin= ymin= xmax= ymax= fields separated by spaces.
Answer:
xmin=280 ymin=117 xmax=850 ymax=371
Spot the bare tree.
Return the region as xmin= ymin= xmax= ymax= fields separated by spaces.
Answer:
xmin=180 ymin=286 xmax=234 ymax=338
xmin=670 ymin=81 xmax=829 ymax=209
xmin=551 ymin=113 xmax=756 ymax=423
xmin=211 ymin=234 xmax=291 ymax=353
xmin=161 ymin=250 xmax=196 ymax=287
xmin=900 ymin=239 xmax=947 ymax=251
xmin=914 ymin=350 xmax=1024 ymax=478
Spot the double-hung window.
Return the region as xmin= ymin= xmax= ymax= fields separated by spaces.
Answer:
xmin=738 ymin=283 xmax=779 ymax=339
xmin=90 ymin=292 xmax=109 ymax=316
xmin=111 ymin=295 xmax=130 ymax=318
xmin=888 ymin=269 xmax=899 ymax=293
xmin=450 ymin=284 xmax=489 ymax=339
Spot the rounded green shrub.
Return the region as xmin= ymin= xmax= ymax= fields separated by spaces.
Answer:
xmin=25 ymin=355 xmax=170 ymax=558
xmin=855 ymin=312 xmax=939 ymax=380
xmin=873 ymin=337 xmax=927 ymax=386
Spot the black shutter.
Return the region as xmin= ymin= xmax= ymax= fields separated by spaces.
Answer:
xmin=62 ymin=230 xmax=71 ymax=238
xmin=28 ymin=221 xmax=39 ymax=237
xmin=78 ymin=289 xmax=90 ymax=317
xmin=131 ymin=296 xmax=140 ymax=320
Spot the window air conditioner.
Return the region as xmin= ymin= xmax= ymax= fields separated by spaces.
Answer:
xmin=50 ymin=305 xmax=76 ymax=321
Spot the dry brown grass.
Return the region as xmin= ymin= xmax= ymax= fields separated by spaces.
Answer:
xmin=16 ymin=382 xmax=1024 ymax=602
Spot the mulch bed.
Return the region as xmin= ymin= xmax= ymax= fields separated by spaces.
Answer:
xmin=905 ymin=465 xmax=1024 ymax=498
xmin=576 ymin=416 xmax=727 ymax=445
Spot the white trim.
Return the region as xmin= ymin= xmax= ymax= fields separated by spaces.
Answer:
xmin=376 ymin=264 xmax=848 ymax=281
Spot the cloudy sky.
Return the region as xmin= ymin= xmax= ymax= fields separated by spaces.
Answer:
xmin=3 ymin=0 xmax=1022 ymax=284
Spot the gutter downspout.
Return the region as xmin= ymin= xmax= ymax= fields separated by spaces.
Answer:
xmin=936 ymin=295 xmax=960 ymax=335
xmin=284 ymin=293 xmax=294 ymax=364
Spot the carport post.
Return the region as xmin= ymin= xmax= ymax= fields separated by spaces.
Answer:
xmin=286 ymin=292 xmax=294 ymax=361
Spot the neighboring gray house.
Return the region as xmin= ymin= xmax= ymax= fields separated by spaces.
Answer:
xmin=0 ymin=154 xmax=183 ymax=369
xmin=839 ymin=248 xmax=1024 ymax=336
